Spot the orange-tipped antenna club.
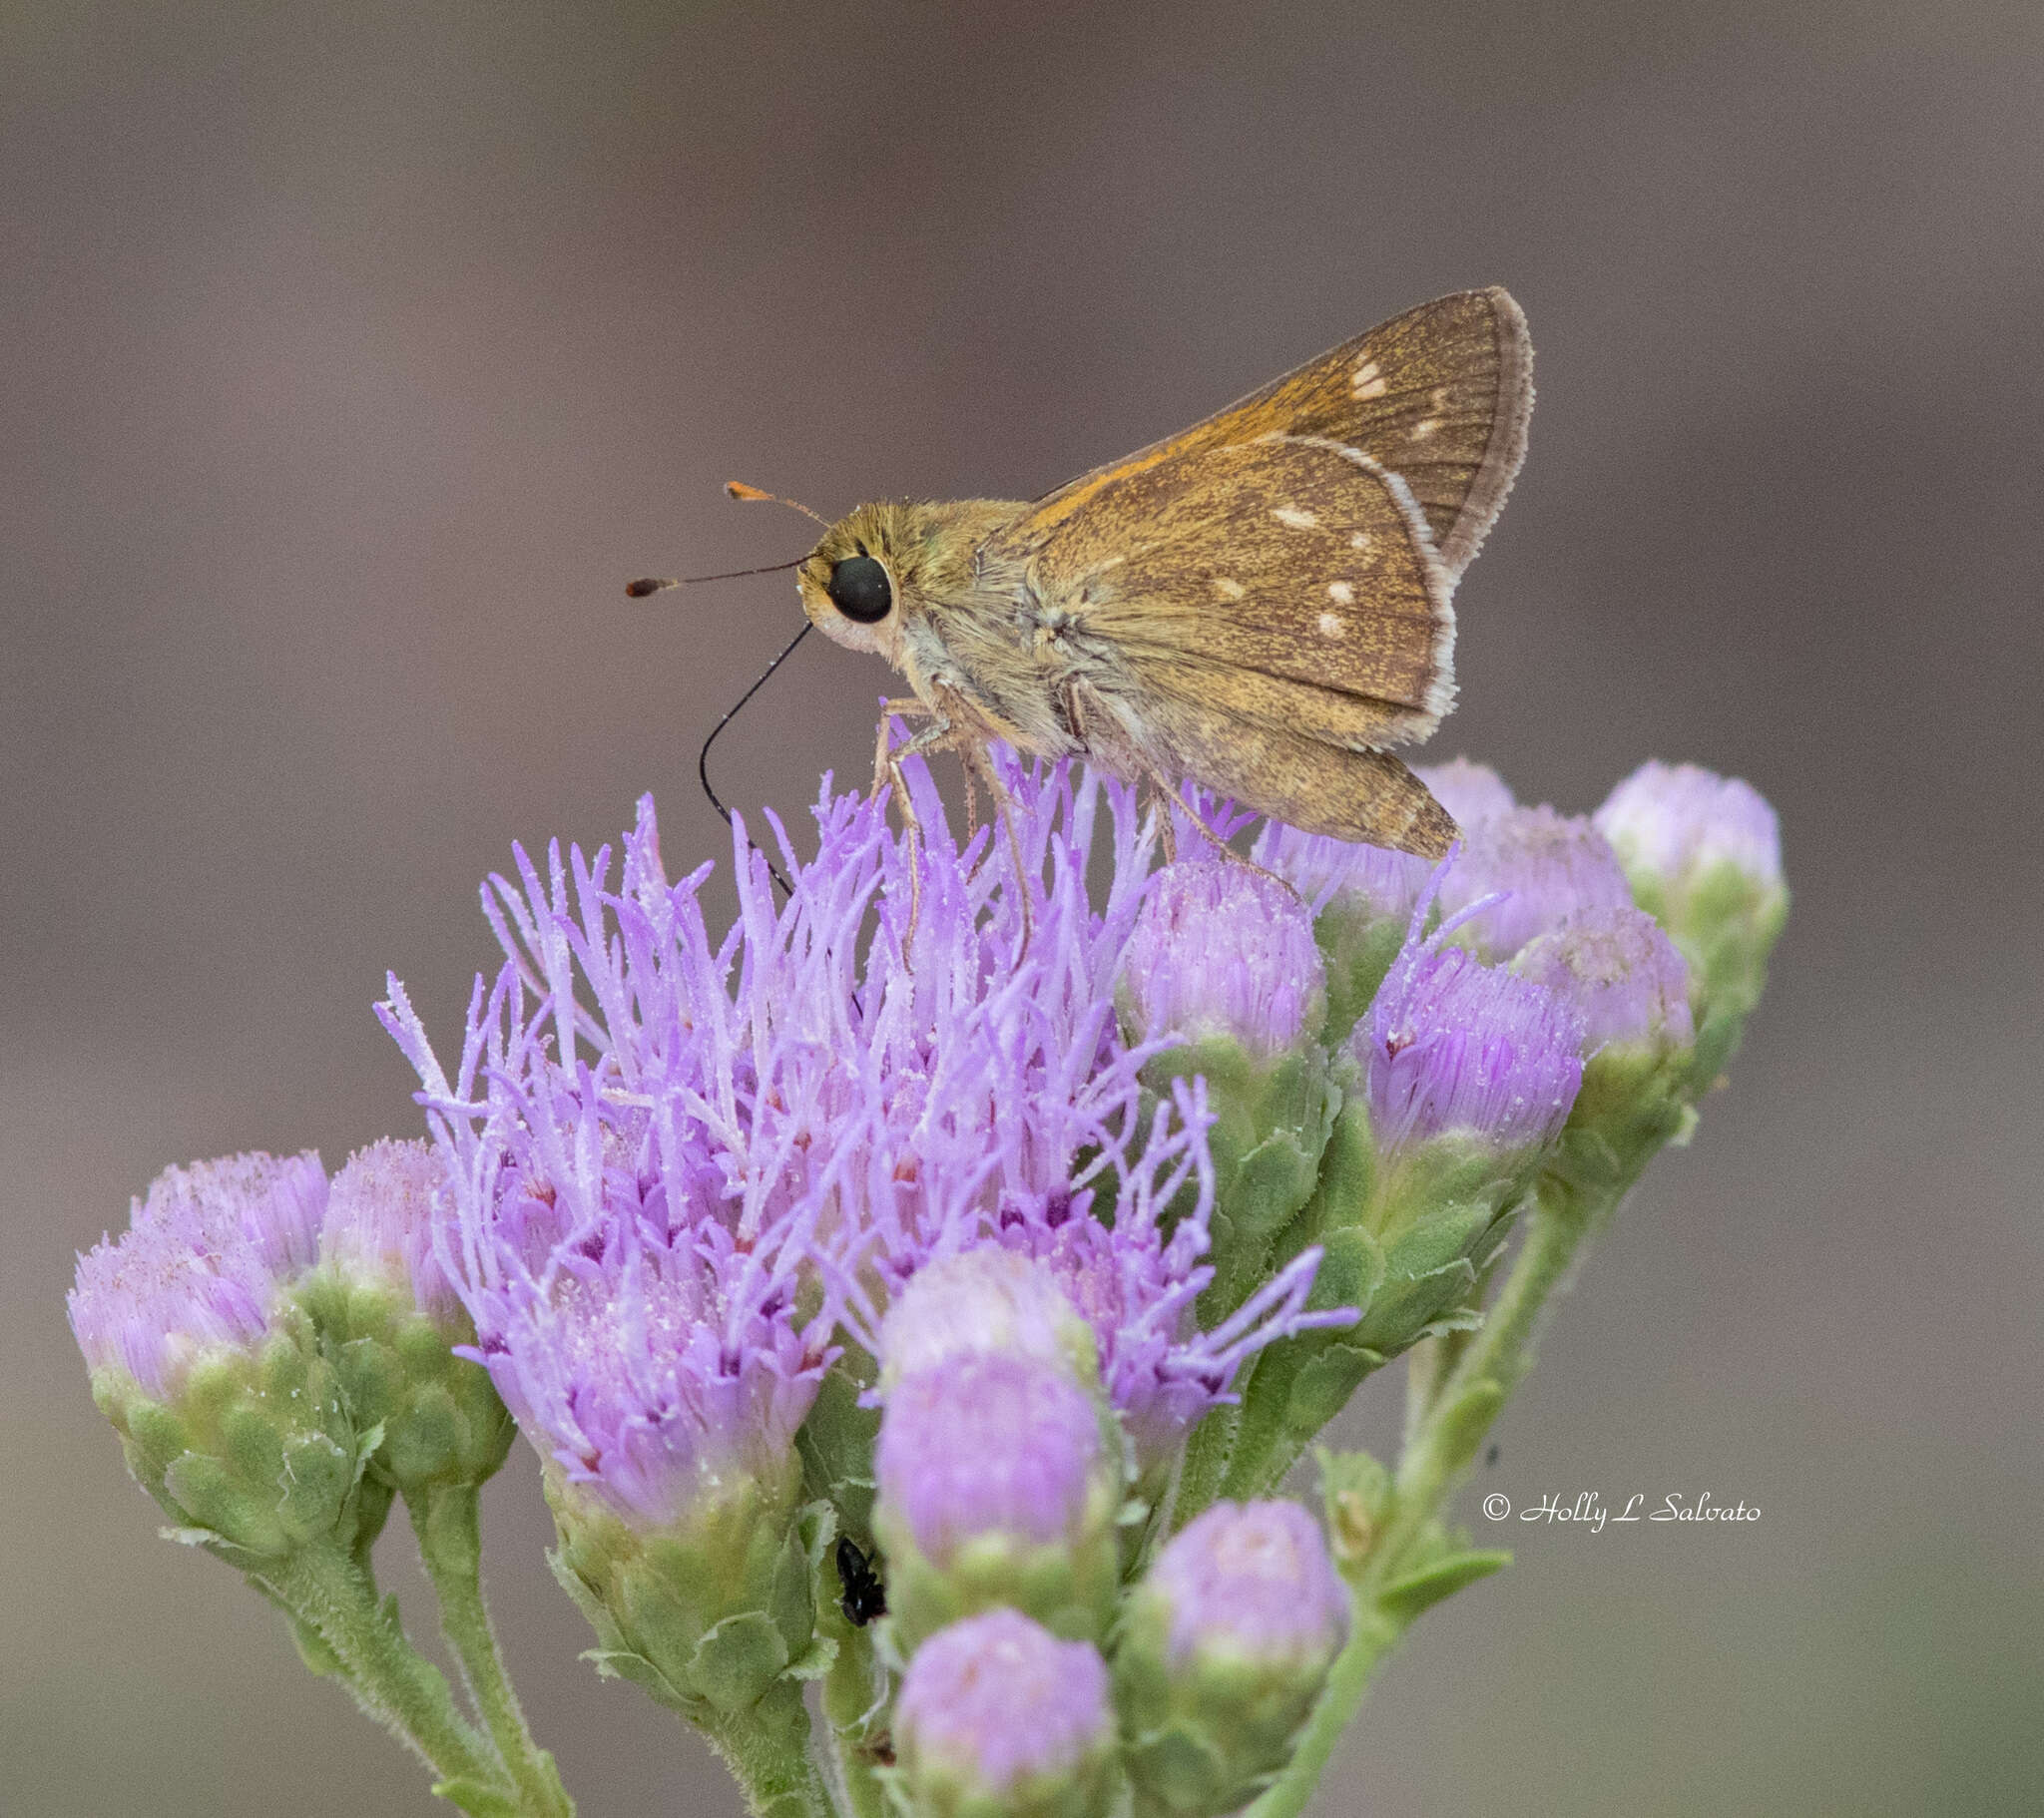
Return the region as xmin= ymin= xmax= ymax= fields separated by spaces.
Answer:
xmin=726 ymin=479 xmax=829 ymax=527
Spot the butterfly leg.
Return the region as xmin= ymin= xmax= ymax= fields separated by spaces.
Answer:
xmin=877 ymin=708 xmax=972 ymax=953
xmin=960 ymin=742 xmax=1034 ymax=949
xmin=960 ymin=755 xmax=983 ymax=846
xmin=1149 ymin=775 xmax=1179 ymax=864
xmin=871 ymin=697 xmax=932 ymax=800
xmin=1138 ymin=763 xmax=1286 ymax=888
xmin=872 ymin=698 xmax=940 ymax=946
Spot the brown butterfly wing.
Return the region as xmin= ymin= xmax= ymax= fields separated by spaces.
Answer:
xmin=1028 ymin=287 xmax=1530 ymax=579
xmin=1125 ymin=692 xmax=1458 ymax=857
xmin=990 ymin=434 xmax=1458 ymax=855
xmin=1022 ymin=434 xmax=1454 ymax=737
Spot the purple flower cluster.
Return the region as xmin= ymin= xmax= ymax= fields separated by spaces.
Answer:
xmin=381 ymin=753 xmax=1338 ymax=1521
xmin=67 ymin=702 xmax=1788 ymax=1818
xmin=69 ymin=1150 xmax=327 ymax=1402
xmin=381 ymin=970 xmax=835 ymax=1528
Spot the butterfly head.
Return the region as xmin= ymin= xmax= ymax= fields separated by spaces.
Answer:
xmin=795 ymin=501 xmax=929 ymax=662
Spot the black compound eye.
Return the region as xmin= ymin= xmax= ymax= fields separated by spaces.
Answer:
xmin=825 ymin=554 xmax=893 ymax=623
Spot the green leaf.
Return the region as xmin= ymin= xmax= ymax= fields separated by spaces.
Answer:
xmin=1429 ymin=1378 xmax=1507 ymax=1468
xmin=1377 ymin=1549 xmax=1511 ymax=1621
xmin=795 ymin=1369 xmax=880 ymax=1541
xmin=430 ymin=1774 xmax=523 ymax=1816
xmin=1407 ymin=1307 xmax=1484 ymax=1342
xmin=352 ymin=1419 xmax=387 ymax=1468
xmin=1282 ymin=1342 xmax=1384 ymax=1440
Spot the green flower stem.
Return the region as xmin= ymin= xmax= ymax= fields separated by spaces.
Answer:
xmin=1244 ymin=1179 xmax=1606 ymax=1818
xmin=262 ymin=1537 xmax=507 ymax=1798
xmin=701 ymin=1679 xmax=836 ymax=1818
xmin=1400 ymin=1334 xmax=1443 ymax=1457
xmin=411 ymin=1484 xmax=576 ymax=1817
xmin=819 ymin=1618 xmax=890 ymax=1818
xmin=820 ymin=1724 xmax=890 ymax=1818
xmin=1379 ymin=1185 xmax=1592 ymax=1572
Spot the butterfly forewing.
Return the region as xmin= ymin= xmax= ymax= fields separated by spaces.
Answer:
xmin=1027 ymin=287 xmax=1530 ymax=579
xmin=1016 ymin=434 xmax=1454 ymax=737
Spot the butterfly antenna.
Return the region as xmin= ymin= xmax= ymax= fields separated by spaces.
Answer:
xmin=726 ymin=479 xmax=830 ymax=527
xmin=697 ymin=621 xmax=812 ymax=901
xmin=624 ymin=557 xmax=805 ymax=597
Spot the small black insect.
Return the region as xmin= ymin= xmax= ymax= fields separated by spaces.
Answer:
xmin=1485 ymin=1443 xmax=1501 ymax=1468
xmin=835 ymin=1535 xmax=887 ymax=1628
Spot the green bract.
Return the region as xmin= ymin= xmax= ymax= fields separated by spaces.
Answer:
xmin=295 ymin=1267 xmax=514 ymax=1501
xmin=545 ymin=1465 xmax=830 ymax=1718
xmin=92 ymin=1309 xmax=384 ymax=1568
xmin=1140 ymin=1039 xmax=1338 ymax=1327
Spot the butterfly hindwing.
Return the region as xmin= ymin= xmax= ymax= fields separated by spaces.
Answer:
xmin=1121 ymin=687 xmax=1458 ymax=855
xmin=1027 ymin=287 xmax=1530 ymax=579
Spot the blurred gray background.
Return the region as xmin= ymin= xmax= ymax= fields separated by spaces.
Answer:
xmin=7 ymin=2 xmax=2040 ymax=1812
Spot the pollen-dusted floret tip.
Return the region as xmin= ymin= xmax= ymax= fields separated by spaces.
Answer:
xmin=1438 ymin=802 xmax=1634 ymax=961
xmin=1514 ymin=904 xmax=1695 ymax=1054
xmin=1353 ymin=924 xmax=1586 ymax=1158
xmin=1120 ymin=857 xmax=1326 ymax=1058
xmin=895 ymin=1609 xmax=1117 ymax=1817
xmin=70 ymin=1149 xmax=327 ymax=1402
xmin=318 ymin=1137 xmax=464 ymax=1324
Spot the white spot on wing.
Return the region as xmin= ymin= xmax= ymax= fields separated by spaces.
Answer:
xmin=1351 ymin=356 xmax=1387 ymax=400
xmin=1327 ymin=581 xmax=1355 ymax=606
xmin=1318 ymin=612 xmax=1344 ymax=637
xmin=1412 ymin=418 xmax=1438 ymax=440
xmin=1212 ymin=577 xmax=1246 ymax=602
xmin=1350 ymin=531 xmax=1372 ymax=552
xmin=1272 ymin=506 xmax=1319 ymax=531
